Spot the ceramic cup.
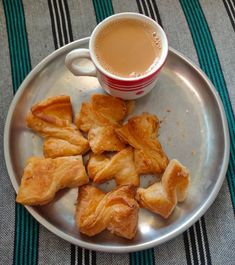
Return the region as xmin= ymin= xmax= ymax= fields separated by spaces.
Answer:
xmin=65 ymin=12 xmax=168 ymax=100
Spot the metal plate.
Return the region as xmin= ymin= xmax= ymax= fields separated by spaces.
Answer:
xmin=4 ymin=37 xmax=230 ymax=253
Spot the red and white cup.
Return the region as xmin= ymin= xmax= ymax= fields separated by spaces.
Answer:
xmin=65 ymin=13 xmax=168 ymax=100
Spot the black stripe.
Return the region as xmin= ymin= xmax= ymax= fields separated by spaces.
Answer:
xmin=223 ymin=0 xmax=235 ymax=31
xmin=201 ymin=217 xmax=212 ymax=264
xmin=137 ymin=0 xmax=163 ymax=29
xmin=85 ymin=249 xmax=90 ymax=264
xmin=63 ymin=0 xmax=73 ymax=41
xmin=52 ymin=0 xmax=64 ymax=46
xmin=141 ymin=0 xmax=150 ymax=17
xmin=136 ymin=0 xmax=143 ymax=14
xmin=48 ymin=0 xmax=59 ymax=49
xmin=227 ymin=0 xmax=235 ymax=20
xmin=195 ymin=221 xmax=206 ymax=265
xmin=58 ymin=0 xmax=69 ymax=44
xmin=151 ymin=0 xmax=163 ymax=27
xmin=92 ymin=251 xmax=96 ymax=265
xmin=146 ymin=0 xmax=156 ymax=20
xmin=189 ymin=226 xmax=199 ymax=265
xmin=183 ymin=231 xmax=193 ymax=265
xmin=70 ymin=245 xmax=76 ymax=265
xmin=77 ymin=247 xmax=83 ymax=264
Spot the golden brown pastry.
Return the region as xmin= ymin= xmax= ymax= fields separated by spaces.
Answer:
xmin=87 ymin=147 xmax=139 ymax=186
xmin=116 ymin=112 xmax=168 ymax=174
xmin=75 ymin=94 xmax=130 ymax=153
xmin=76 ymin=185 xmax=139 ymax=239
xmin=136 ymin=159 xmax=190 ymax=218
xmin=26 ymin=96 xmax=89 ymax=157
xmin=43 ymin=138 xmax=89 ymax=158
xmin=30 ymin=95 xmax=73 ymax=126
xmin=88 ymin=126 xmax=126 ymax=154
xmin=16 ymin=156 xmax=88 ymax=205
xmin=76 ymin=94 xmax=129 ymax=131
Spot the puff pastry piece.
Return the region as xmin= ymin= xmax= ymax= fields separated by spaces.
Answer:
xmin=76 ymin=185 xmax=139 ymax=239
xmin=87 ymin=147 xmax=139 ymax=186
xmin=26 ymin=96 xmax=89 ymax=157
xmin=16 ymin=156 xmax=88 ymax=205
xmin=43 ymin=138 xmax=88 ymax=158
xmin=116 ymin=112 xmax=168 ymax=174
xmin=75 ymin=94 xmax=130 ymax=154
xmin=88 ymin=126 xmax=126 ymax=154
xmin=136 ymin=159 xmax=190 ymax=218
xmin=76 ymin=94 xmax=129 ymax=131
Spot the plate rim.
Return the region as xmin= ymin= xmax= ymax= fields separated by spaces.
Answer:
xmin=4 ymin=37 xmax=230 ymax=253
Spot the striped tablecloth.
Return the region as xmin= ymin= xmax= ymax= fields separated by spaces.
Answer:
xmin=0 ymin=0 xmax=234 ymax=264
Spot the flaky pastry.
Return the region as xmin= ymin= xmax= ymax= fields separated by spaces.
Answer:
xmin=26 ymin=96 xmax=89 ymax=157
xmin=43 ymin=138 xmax=88 ymax=158
xmin=76 ymin=94 xmax=129 ymax=131
xmin=88 ymin=126 xmax=126 ymax=154
xmin=76 ymin=185 xmax=139 ymax=239
xmin=75 ymin=94 xmax=130 ymax=153
xmin=136 ymin=159 xmax=190 ymax=218
xmin=16 ymin=156 xmax=88 ymax=205
xmin=116 ymin=112 xmax=168 ymax=174
xmin=87 ymin=147 xmax=139 ymax=186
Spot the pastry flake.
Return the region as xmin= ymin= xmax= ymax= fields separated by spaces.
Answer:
xmin=75 ymin=94 xmax=130 ymax=154
xmin=87 ymin=147 xmax=139 ymax=186
xmin=26 ymin=95 xmax=89 ymax=157
xmin=75 ymin=95 xmax=128 ymax=132
xmin=43 ymin=138 xmax=89 ymax=158
xmin=16 ymin=156 xmax=88 ymax=205
xmin=88 ymin=126 xmax=125 ymax=154
xmin=116 ymin=112 xmax=168 ymax=174
xmin=31 ymin=95 xmax=73 ymax=126
xmin=76 ymin=185 xmax=139 ymax=239
xmin=136 ymin=159 xmax=190 ymax=218
xmin=76 ymin=96 xmax=134 ymax=130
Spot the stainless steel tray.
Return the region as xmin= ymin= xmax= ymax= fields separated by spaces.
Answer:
xmin=4 ymin=37 xmax=230 ymax=253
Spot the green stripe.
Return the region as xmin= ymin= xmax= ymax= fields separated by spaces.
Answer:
xmin=131 ymin=249 xmax=154 ymax=265
xmin=91 ymin=1 xmax=155 ymax=263
xmin=3 ymin=0 xmax=39 ymax=264
xmin=179 ymin=0 xmax=235 ymax=208
xmin=92 ymin=0 xmax=113 ymax=22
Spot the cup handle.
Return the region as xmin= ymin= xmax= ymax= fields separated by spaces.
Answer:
xmin=65 ymin=49 xmax=97 ymax=77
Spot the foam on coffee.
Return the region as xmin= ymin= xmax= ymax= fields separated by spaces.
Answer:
xmin=94 ymin=18 xmax=162 ymax=78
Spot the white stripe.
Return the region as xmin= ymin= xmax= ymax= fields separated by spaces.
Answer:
xmin=61 ymin=0 xmax=72 ymax=42
xmin=139 ymin=0 xmax=146 ymax=15
xmin=199 ymin=219 xmax=208 ymax=265
xmin=75 ymin=246 xmax=77 ymax=264
xmin=149 ymin=0 xmax=158 ymax=21
xmin=226 ymin=0 xmax=235 ymax=24
xmin=143 ymin=0 xmax=152 ymax=18
xmin=193 ymin=224 xmax=201 ymax=265
xmin=82 ymin=248 xmax=85 ymax=265
xmin=89 ymin=250 xmax=92 ymax=265
xmin=55 ymin=0 xmax=65 ymax=46
xmin=187 ymin=229 xmax=195 ymax=265
xmin=230 ymin=0 xmax=235 ymax=11
xmin=50 ymin=0 xmax=60 ymax=46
